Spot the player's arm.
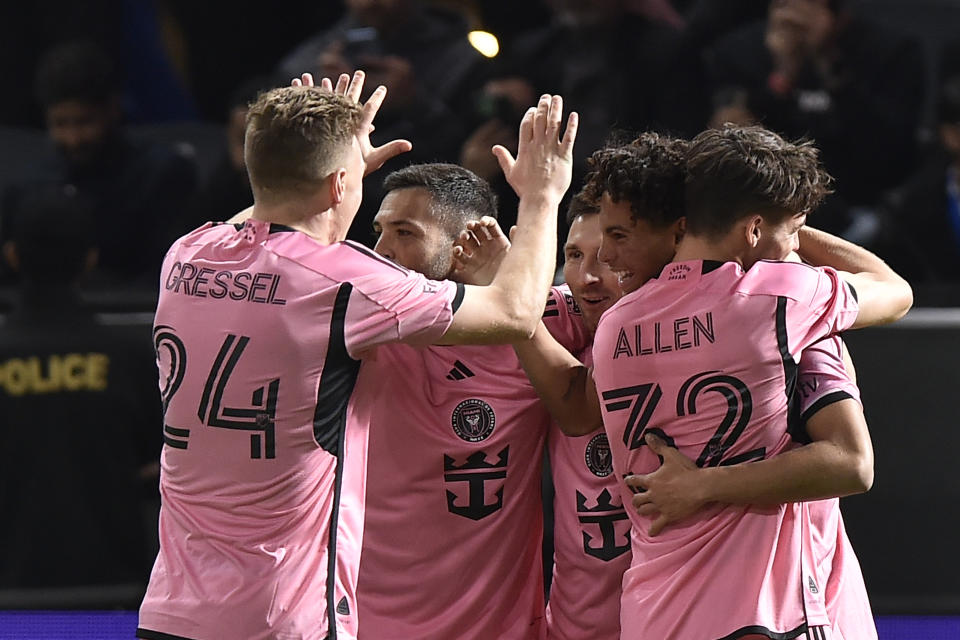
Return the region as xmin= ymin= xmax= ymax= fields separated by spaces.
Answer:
xmin=627 ymin=342 xmax=873 ymax=536
xmin=438 ymin=95 xmax=578 ymax=344
xmin=628 ymin=401 xmax=873 ymax=536
xmin=798 ymin=226 xmax=913 ymax=328
xmin=449 ymin=213 xmax=599 ymax=431
xmin=512 ymin=323 xmax=603 ymax=436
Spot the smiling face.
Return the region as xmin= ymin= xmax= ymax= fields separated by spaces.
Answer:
xmin=597 ymin=193 xmax=681 ymax=294
xmin=563 ymin=213 xmax=621 ymax=332
xmin=372 ymin=187 xmax=454 ymax=279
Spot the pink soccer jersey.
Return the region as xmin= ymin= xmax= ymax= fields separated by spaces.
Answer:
xmin=591 ymin=259 xmax=858 ymax=640
xmin=355 ymin=286 xmax=589 ymax=640
xmin=137 ymin=220 xmax=460 ymax=640
xmin=794 ymin=336 xmax=878 ymax=640
xmin=546 ymin=349 xmax=631 ymax=640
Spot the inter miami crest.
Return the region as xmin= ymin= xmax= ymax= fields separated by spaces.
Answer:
xmin=451 ymin=398 xmax=496 ymax=442
xmin=584 ymin=433 xmax=613 ymax=477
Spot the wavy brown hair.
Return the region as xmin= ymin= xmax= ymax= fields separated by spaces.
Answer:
xmin=685 ymin=125 xmax=833 ymax=237
xmin=582 ymin=132 xmax=688 ymax=228
xmin=244 ymin=86 xmax=362 ymax=201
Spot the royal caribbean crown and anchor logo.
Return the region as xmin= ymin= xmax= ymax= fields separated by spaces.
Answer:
xmin=451 ymin=398 xmax=496 ymax=442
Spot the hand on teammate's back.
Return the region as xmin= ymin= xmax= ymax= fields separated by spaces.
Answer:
xmin=624 ymin=433 xmax=706 ymax=536
xmin=492 ymin=95 xmax=578 ymax=204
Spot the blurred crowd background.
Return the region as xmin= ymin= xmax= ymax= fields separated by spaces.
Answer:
xmin=1 ymin=0 xmax=958 ymax=616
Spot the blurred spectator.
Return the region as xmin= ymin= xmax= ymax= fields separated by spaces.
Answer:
xmin=459 ymin=0 xmax=703 ymax=233
xmin=942 ymin=39 xmax=960 ymax=83
xmin=678 ymin=0 xmax=768 ymax=51
xmin=278 ymin=0 xmax=484 ymax=244
xmin=0 ymin=188 xmax=160 ymax=588
xmin=0 ymin=41 xmax=197 ymax=286
xmin=184 ymin=76 xmax=283 ymax=228
xmin=0 ymin=0 xmax=122 ymax=128
xmin=874 ymin=74 xmax=960 ymax=283
xmin=705 ymin=0 xmax=925 ymax=237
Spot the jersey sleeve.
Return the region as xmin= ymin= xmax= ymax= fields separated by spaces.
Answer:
xmin=747 ymin=261 xmax=859 ymax=355
xmin=343 ymin=259 xmax=462 ymax=358
xmin=787 ymin=264 xmax=859 ymax=354
xmin=542 ymin=285 xmax=591 ymax=354
xmin=796 ymin=336 xmax=862 ymax=424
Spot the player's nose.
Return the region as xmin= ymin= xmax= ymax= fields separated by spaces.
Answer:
xmin=373 ymin=239 xmax=393 ymax=260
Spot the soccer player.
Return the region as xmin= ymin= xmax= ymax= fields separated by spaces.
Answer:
xmin=591 ymin=126 xmax=907 ymax=639
xmin=355 ymin=163 xmax=590 ymax=639
xmin=542 ymin=192 xmax=631 ymax=640
xmin=136 ymin=71 xmax=578 ymax=640
xmin=442 ymin=189 xmax=634 ymax=640
xmin=508 ymin=128 xmax=906 ymax=639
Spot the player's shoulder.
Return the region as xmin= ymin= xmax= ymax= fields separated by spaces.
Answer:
xmin=738 ymin=260 xmax=839 ymax=302
xmin=547 ymin=284 xmax=582 ymax=318
xmin=176 ymin=220 xmax=232 ymax=243
xmin=267 ymin=237 xmax=412 ymax=284
xmin=163 ymin=221 xmax=231 ymax=257
xmin=595 ymin=285 xmax=643 ymax=331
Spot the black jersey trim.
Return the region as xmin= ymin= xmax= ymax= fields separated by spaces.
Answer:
xmin=324 ymin=403 xmax=349 ymax=640
xmin=701 ymin=260 xmax=725 ymax=274
xmin=313 ymin=282 xmax=361 ymax=640
xmin=714 ymin=622 xmax=809 ymax=640
xmin=776 ymin=296 xmax=803 ymax=444
xmin=137 ymin=629 xmax=198 ymax=640
xmin=342 ymin=240 xmax=408 ymax=274
xmin=313 ymin=283 xmax=361 ymax=453
xmin=845 ymin=280 xmax=858 ymax=303
xmin=269 ymin=223 xmax=297 ymax=234
xmin=452 ymin=282 xmax=465 ymax=314
xmin=800 ymin=389 xmax=855 ymax=425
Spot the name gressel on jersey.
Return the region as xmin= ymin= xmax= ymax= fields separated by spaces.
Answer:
xmin=164 ymin=261 xmax=288 ymax=305
xmin=139 ymin=220 xmax=460 ymax=640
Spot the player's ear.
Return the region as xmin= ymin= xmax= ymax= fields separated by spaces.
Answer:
xmin=671 ymin=217 xmax=686 ymax=247
xmin=330 ymin=168 xmax=347 ymax=205
xmin=744 ymin=215 xmax=763 ymax=248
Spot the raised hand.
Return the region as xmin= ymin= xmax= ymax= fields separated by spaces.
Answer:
xmin=624 ymin=432 xmax=706 ymax=536
xmin=451 ymin=216 xmax=512 ymax=286
xmin=493 ymin=94 xmax=578 ymax=204
xmin=291 ymin=70 xmax=412 ymax=176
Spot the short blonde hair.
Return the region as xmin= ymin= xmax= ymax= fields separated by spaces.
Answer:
xmin=244 ymin=86 xmax=362 ymax=201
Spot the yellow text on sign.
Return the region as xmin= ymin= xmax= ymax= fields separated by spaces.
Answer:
xmin=0 ymin=353 xmax=110 ymax=396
